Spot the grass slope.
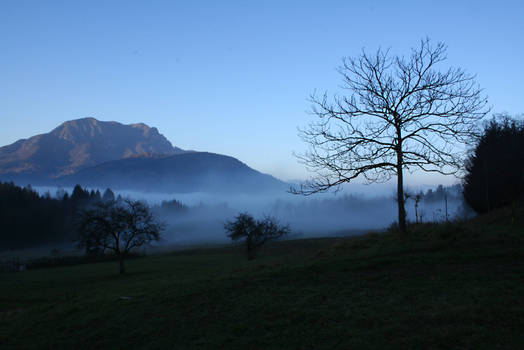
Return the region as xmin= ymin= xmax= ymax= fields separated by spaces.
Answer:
xmin=1 ymin=208 xmax=523 ymax=349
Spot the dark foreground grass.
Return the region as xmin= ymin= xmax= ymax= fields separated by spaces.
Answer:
xmin=1 ymin=209 xmax=523 ymax=349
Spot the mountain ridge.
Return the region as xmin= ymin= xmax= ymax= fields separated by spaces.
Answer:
xmin=0 ymin=117 xmax=182 ymax=179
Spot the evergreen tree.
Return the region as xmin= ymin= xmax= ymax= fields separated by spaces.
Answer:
xmin=463 ymin=116 xmax=524 ymax=213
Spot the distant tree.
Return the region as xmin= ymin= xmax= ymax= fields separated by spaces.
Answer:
xmin=71 ymin=184 xmax=89 ymax=203
xmin=225 ymin=213 xmax=290 ymax=260
xmin=56 ymin=188 xmax=67 ymax=200
xmin=102 ymin=188 xmax=115 ymax=202
xmin=94 ymin=189 xmax=102 ymax=202
xmin=160 ymin=199 xmax=188 ymax=213
xmin=77 ymin=199 xmax=163 ymax=273
xmin=412 ymin=191 xmax=423 ymax=224
xmin=463 ymin=116 xmax=524 ymax=213
xmin=292 ymin=38 xmax=489 ymax=232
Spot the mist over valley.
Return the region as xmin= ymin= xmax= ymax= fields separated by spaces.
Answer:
xmin=27 ymin=182 xmax=468 ymax=251
xmin=0 ymin=117 xmax=472 ymax=253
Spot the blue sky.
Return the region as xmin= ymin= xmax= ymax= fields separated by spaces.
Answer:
xmin=1 ymin=0 xmax=523 ymax=184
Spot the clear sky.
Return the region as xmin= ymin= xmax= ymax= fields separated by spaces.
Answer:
xmin=1 ymin=0 xmax=523 ymax=185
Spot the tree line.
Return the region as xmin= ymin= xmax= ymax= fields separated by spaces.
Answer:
xmin=0 ymin=183 xmax=117 ymax=251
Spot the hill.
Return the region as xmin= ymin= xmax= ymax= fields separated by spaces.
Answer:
xmin=55 ymin=152 xmax=288 ymax=193
xmin=0 ymin=118 xmax=181 ymax=181
xmin=1 ymin=207 xmax=523 ymax=349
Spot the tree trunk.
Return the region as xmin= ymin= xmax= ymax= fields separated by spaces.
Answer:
xmin=246 ymin=235 xmax=255 ymax=260
xmin=247 ymin=250 xmax=255 ymax=260
xmin=394 ymin=119 xmax=407 ymax=232
xmin=119 ymin=256 xmax=125 ymax=274
xmin=396 ymin=150 xmax=407 ymax=232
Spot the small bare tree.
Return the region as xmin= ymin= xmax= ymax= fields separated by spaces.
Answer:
xmin=412 ymin=192 xmax=423 ymax=224
xmin=77 ymin=199 xmax=163 ymax=273
xmin=225 ymin=213 xmax=290 ymax=260
xmin=292 ymin=38 xmax=489 ymax=231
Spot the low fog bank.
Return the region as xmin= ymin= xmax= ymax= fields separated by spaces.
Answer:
xmin=36 ymin=184 xmax=471 ymax=246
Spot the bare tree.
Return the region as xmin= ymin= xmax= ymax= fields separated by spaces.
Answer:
xmin=77 ymin=199 xmax=163 ymax=273
xmin=225 ymin=213 xmax=290 ymax=260
xmin=413 ymin=192 xmax=423 ymax=224
xmin=292 ymin=38 xmax=489 ymax=231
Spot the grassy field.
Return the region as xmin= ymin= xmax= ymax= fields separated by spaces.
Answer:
xmin=1 ymin=208 xmax=523 ymax=349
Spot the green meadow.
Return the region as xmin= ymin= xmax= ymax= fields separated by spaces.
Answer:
xmin=1 ymin=208 xmax=523 ymax=349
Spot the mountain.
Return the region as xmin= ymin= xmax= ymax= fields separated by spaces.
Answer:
xmin=0 ymin=118 xmax=287 ymax=193
xmin=0 ymin=118 xmax=182 ymax=181
xmin=54 ymin=152 xmax=287 ymax=194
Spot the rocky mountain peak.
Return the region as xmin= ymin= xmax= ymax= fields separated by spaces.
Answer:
xmin=0 ymin=117 xmax=183 ymax=179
